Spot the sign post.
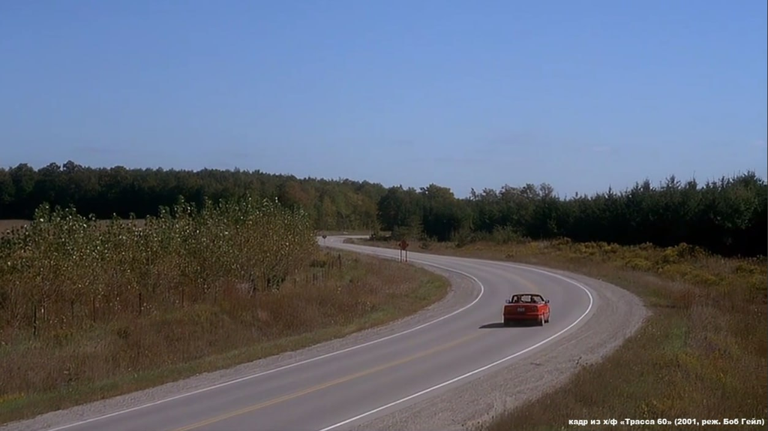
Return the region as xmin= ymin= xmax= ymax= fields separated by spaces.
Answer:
xmin=399 ymin=239 xmax=409 ymax=262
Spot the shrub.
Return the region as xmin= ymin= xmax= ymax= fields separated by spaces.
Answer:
xmin=0 ymin=196 xmax=317 ymax=338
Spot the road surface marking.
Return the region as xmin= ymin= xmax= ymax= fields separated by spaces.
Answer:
xmin=172 ymin=331 xmax=485 ymax=431
xmin=317 ymin=265 xmax=595 ymax=431
xmin=44 ymin=255 xmax=485 ymax=431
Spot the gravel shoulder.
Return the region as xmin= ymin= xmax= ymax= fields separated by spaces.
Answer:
xmin=348 ymin=264 xmax=649 ymax=431
xmin=2 ymin=250 xmax=647 ymax=431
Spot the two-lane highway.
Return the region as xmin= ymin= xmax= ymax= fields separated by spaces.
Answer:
xmin=7 ymin=235 xmax=598 ymax=431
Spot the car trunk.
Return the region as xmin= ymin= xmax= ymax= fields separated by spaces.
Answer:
xmin=504 ymin=303 xmax=540 ymax=316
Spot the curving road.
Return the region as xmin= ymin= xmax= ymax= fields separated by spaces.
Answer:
xmin=3 ymin=235 xmax=645 ymax=431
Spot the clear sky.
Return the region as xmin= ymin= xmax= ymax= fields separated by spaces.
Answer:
xmin=1 ymin=0 xmax=766 ymax=198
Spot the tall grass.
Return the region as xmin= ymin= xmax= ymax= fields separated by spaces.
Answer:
xmin=0 ymin=199 xmax=449 ymax=425
xmin=0 ymin=196 xmax=319 ymax=417
xmin=0 ymin=196 xmax=316 ymax=339
xmin=347 ymin=235 xmax=768 ymax=430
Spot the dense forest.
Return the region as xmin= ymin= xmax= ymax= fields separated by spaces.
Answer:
xmin=0 ymin=161 xmax=384 ymax=231
xmin=1 ymin=161 xmax=765 ymax=257
xmin=379 ymin=174 xmax=766 ymax=258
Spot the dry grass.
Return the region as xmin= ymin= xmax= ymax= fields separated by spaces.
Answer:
xmin=0 ymin=208 xmax=448 ymax=425
xmin=347 ymin=237 xmax=768 ymax=431
xmin=0 ymin=220 xmax=31 ymax=231
xmin=0 ymin=220 xmax=32 ymax=240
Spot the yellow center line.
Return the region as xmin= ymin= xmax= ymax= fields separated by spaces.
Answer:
xmin=172 ymin=331 xmax=485 ymax=431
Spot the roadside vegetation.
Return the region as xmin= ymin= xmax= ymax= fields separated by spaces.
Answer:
xmin=346 ymin=235 xmax=767 ymax=430
xmin=3 ymin=163 xmax=764 ymax=258
xmin=0 ymin=161 xmax=384 ymax=231
xmin=355 ymin=170 xmax=767 ymax=429
xmin=2 ymin=162 xmax=766 ymax=429
xmin=376 ymin=171 xmax=765 ymax=258
xmin=0 ymin=199 xmax=449 ymax=425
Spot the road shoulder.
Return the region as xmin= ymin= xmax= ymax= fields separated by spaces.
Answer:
xmin=348 ymin=266 xmax=648 ymax=431
xmin=0 ymin=265 xmax=480 ymax=431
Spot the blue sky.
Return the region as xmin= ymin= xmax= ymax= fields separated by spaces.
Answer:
xmin=1 ymin=1 xmax=765 ymax=198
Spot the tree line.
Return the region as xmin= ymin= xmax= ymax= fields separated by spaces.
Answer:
xmin=1 ymin=161 xmax=765 ymax=257
xmin=378 ymin=173 xmax=766 ymax=258
xmin=0 ymin=161 xmax=385 ymax=231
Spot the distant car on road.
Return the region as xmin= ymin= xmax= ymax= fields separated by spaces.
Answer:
xmin=502 ymin=293 xmax=550 ymax=326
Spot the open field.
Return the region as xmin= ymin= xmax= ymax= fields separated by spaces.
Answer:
xmin=0 ymin=222 xmax=376 ymax=237
xmin=345 ymin=236 xmax=768 ymax=430
xmin=0 ymin=219 xmax=147 ymax=233
xmin=0 ymin=220 xmax=33 ymax=232
xmin=0 ymin=210 xmax=448 ymax=425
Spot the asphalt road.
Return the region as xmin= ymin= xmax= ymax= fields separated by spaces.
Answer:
xmin=11 ymin=235 xmax=603 ymax=431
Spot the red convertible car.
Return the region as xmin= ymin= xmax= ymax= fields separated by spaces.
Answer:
xmin=502 ymin=293 xmax=550 ymax=326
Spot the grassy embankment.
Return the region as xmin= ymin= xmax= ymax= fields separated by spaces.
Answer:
xmin=0 ymin=207 xmax=448 ymax=425
xmin=345 ymin=236 xmax=767 ymax=431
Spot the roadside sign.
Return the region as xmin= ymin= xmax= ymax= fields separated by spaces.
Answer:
xmin=399 ymin=239 xmax=409 ymax=262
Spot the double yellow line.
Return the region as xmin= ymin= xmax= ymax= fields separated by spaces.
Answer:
xmin=173 ymin=331 xmax=485 ymax=431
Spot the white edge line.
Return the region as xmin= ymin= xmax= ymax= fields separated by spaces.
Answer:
xmin=317 ymin=265 xmax=595 ymax=431
xmin=43 ymin=242 xmax=485 ymax=431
